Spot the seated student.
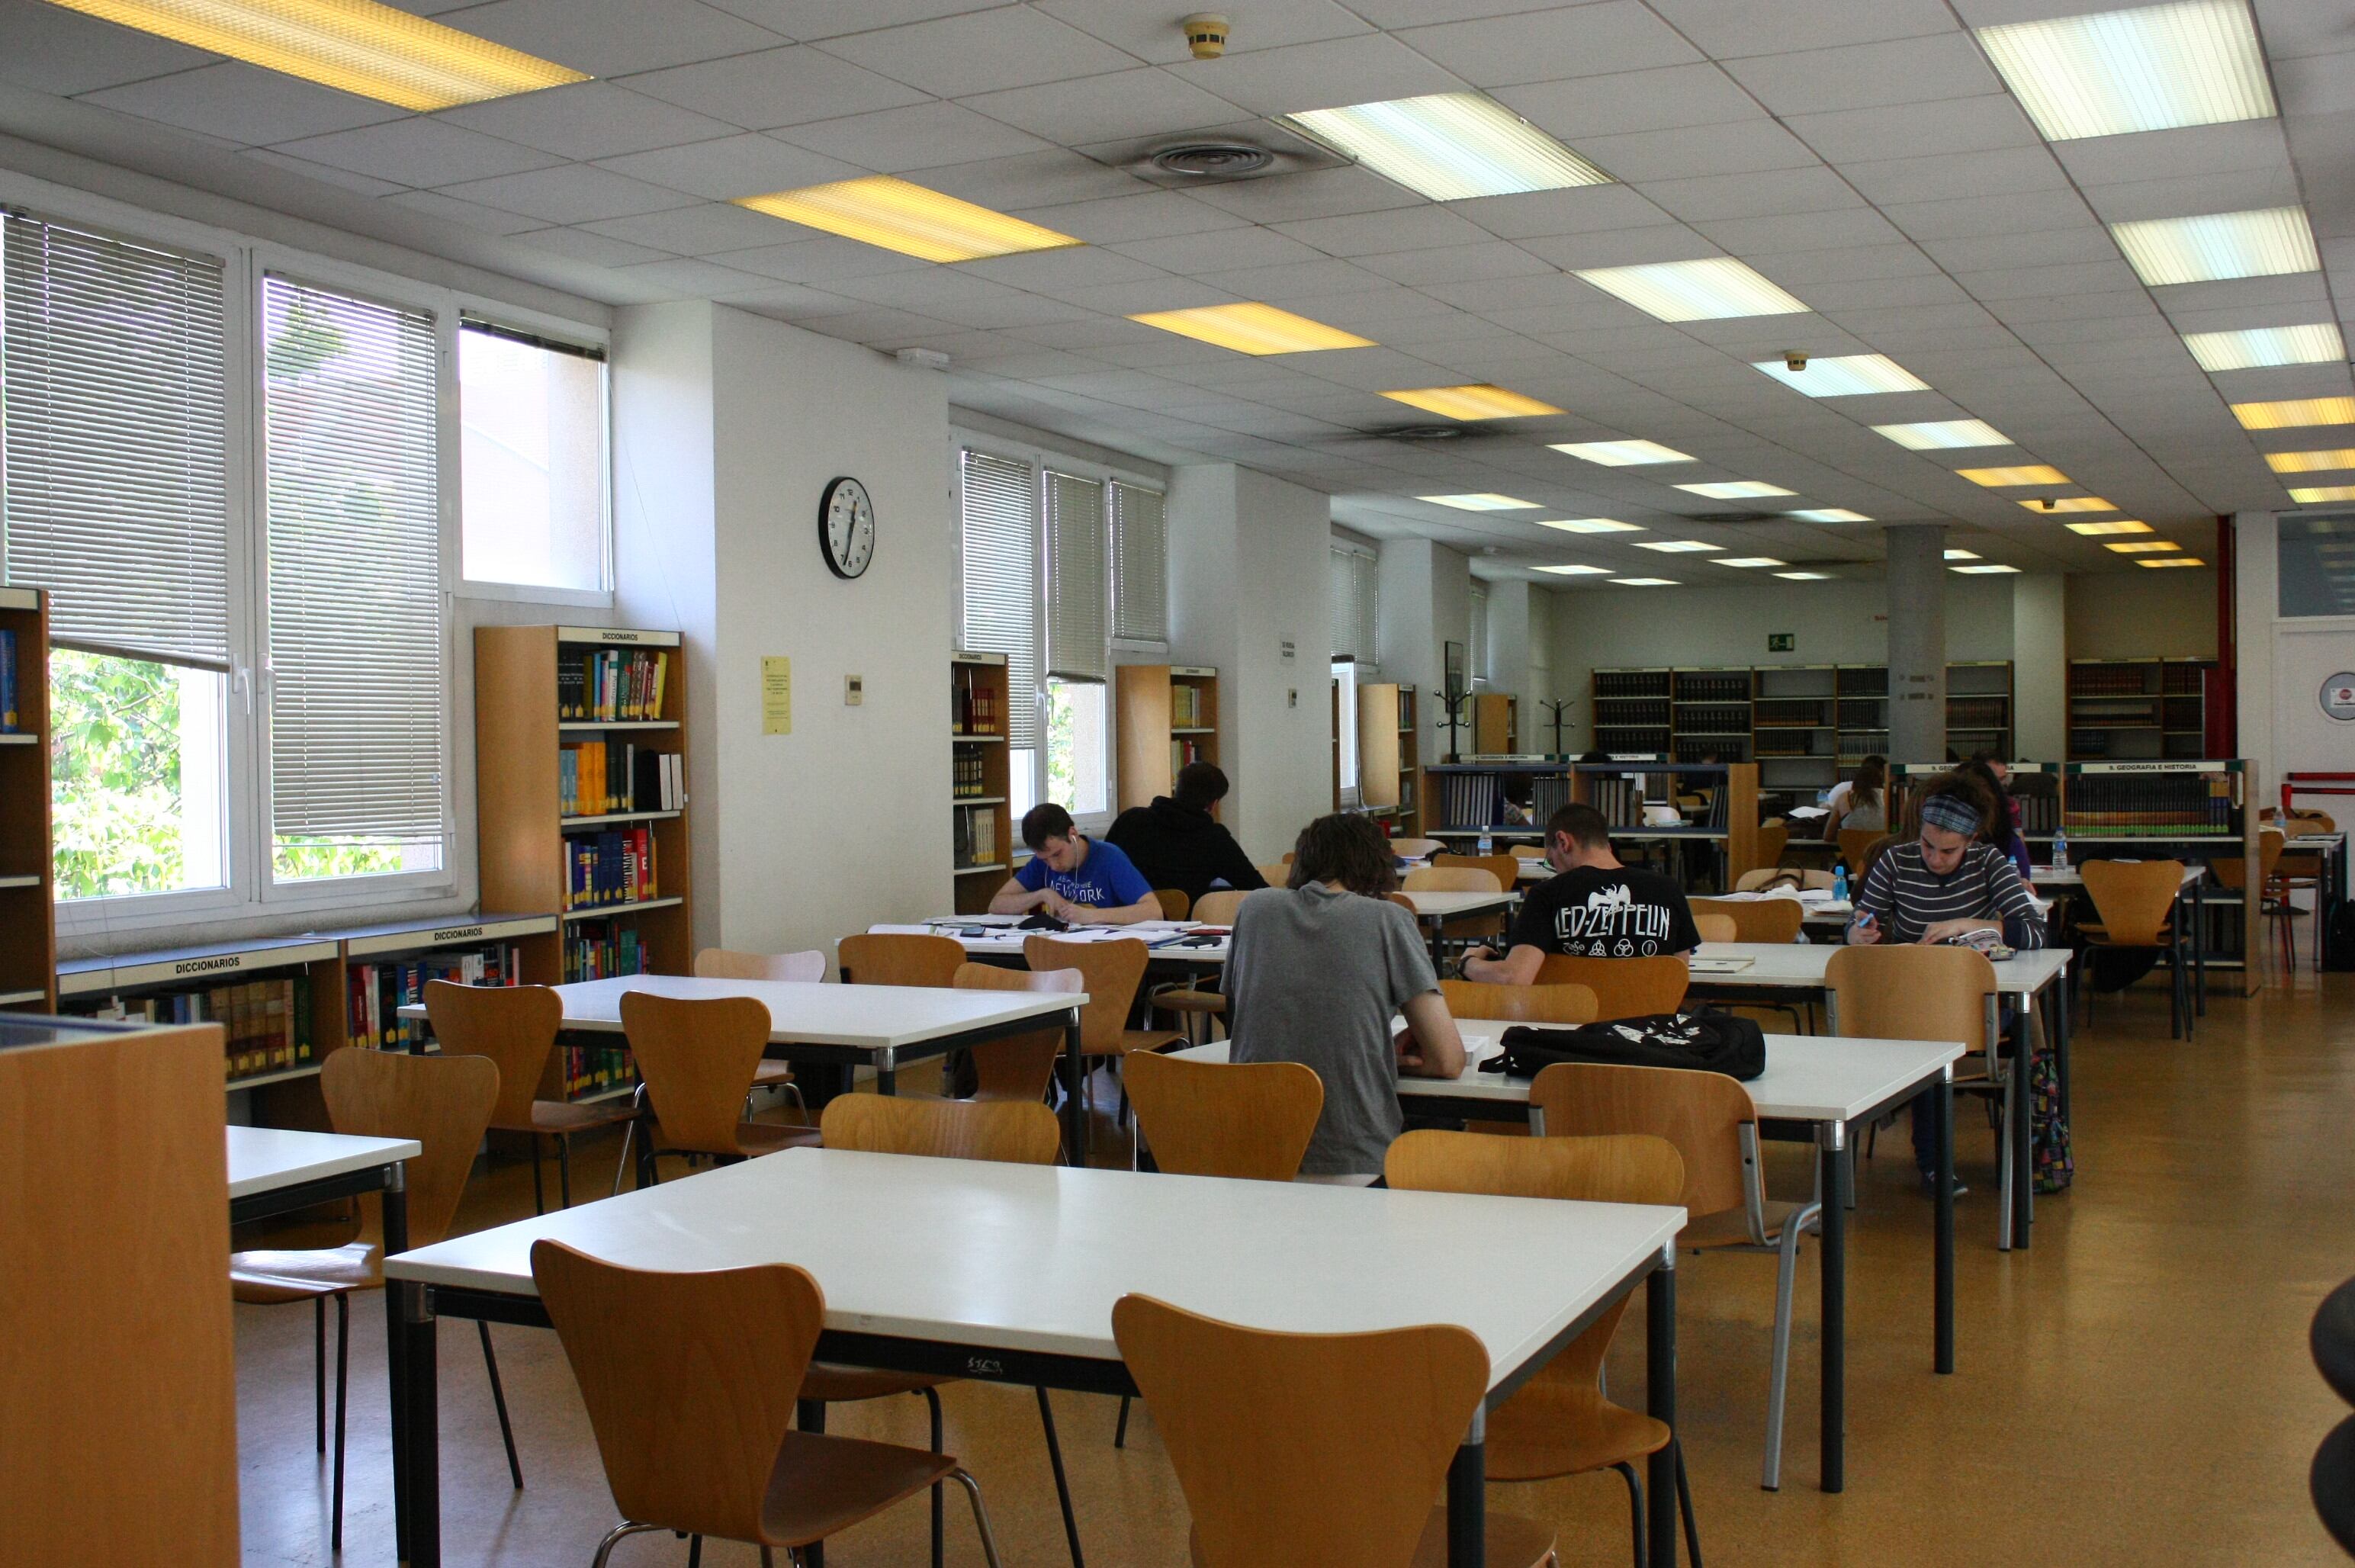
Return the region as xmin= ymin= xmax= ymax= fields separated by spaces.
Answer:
xmin=1459 ymin=803 xmax=1701 ymax=985
xmin=989 ymin=804 xmax=1161 ymax=926
xmin=1225 ymin=813 xmax=1467 ymax=1184
xmin=1825 ymin=754 xmax=1888 ymax=837
xmin=1105 ymin=761 xmax=1267 ymax=908
xmin=1962 ymin=753 xmax=2033 ymax=879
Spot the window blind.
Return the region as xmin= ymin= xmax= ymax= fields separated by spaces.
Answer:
xmin=262 ymin=275 xmax=444 ymax=850
xmin=959 ymin=448 xmax=1039 ymax=750
xmin=1044 ymin=470 xmax=1107 ymax=683
xmin=0 ymin=210 xmax=231 ymax=667
xmin=1330 ymin=545 xmax=1377 ymax=665
xmin=1469 ymin=583 xmax=1489 ymax=686
xmin=1109 ymin=480 xmax=1167 ymax=644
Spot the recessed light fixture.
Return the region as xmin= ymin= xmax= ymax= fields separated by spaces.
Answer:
xmin=1550 ymin=439 xmax=1694 ymax=466
xmin=1952 ymin=564 xmax=2022 ymax=574
xmin=1958 ymin=464 xmax=2071 ymax=487
xmin=1945 ymin=548 xmax=1981 ymax=561
xmin=735 ymin=177 xmax=1081 ymax=262
xmin=2232 ymin=397 xmax=2355 ymax=429
xmin=1277 ymin=92 xmax=1612 ymax=201
xmin=1576 ymin=259 xmax=1808 ymax=321
xmin=1634 ymin=540 xmax=1721 ymax=553
xmin=1775 ymin=570 xmax=1832 ymax=580
xmin=1975 ymin=0 xmax=2274 ymax=143
xmin=1675 ymin=480 xmax=1798 ymax=499
xmin=1534 ymin=563 xmax=1613 ymax=575
xmin=1537 ymin=518 xmax=1645 ymax=534
xmin=1420 ymin=493 xmax=1540 ymax=511
xmin=2067 ymin=519 xmax=2154 ymax=535
xmin=2265 ymin=449 xmax=2355 ymax=474
xmin=1714 ymin=557 xmax=1785 ymax=567
xmin=2289 ymin=485 xmax=2355 ymax=503
xmin=1787 ymin=508 xmax=1873 ymax=523
xmin=1611 ymin=577 xmax=1679 ymax=586
xmin=1875 ymin=419 xmax=2012 ymax=450
xmin=2110 ymin=206 xmax=2318 ymax=286
xmin=2138 ymin=556 xmax=2206 ymax=567
xmin=2182 ymin=323 xmax=2344 ymax=371
xmin=1382 ymin=384 xmax=1563 ymax=420
xmin=2106 ymin=540 xmax=2183 ymax=553
xmin=38 ymin=0 xmax=588 ymax=108
xmin=1752 ymin=354 xmax=1928 ymax=396
xmin=2029 ymin=496 xmax=2118 ymax=513
xmin=1126 ymin=302 xmax=1373 ymax=355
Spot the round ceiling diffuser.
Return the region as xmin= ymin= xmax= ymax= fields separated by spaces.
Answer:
xmin=1149 ymin=141 xmax=1278 ymax=178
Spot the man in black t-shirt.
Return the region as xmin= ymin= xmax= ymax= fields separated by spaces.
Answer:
xmin=1460 ymin=802 xmax=1701 ymax=983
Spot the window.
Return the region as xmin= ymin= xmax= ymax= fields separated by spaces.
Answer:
xmin=1044 ymin=471 xmax=1109 ymax=819
xmin=957 ymin=448 xmax=1040 ymax=811
xmin=458 ymin=320 xmax=608 ymax=594
xmin=1469 ymin=583 xmax=1490 ymax=686
xmin=1330 ymin=544 xmax=1377 ymax=665
xmin=1110 ymin=480 xmax=1168 ymax=644
xmin=2279 ymin=515 xmax=2355 ymax=617
xmin=1334 ymin=660 xmax=1361 ymax=806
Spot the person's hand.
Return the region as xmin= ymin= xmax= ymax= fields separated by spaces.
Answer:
xmin=1046 ymin=892 xmax=1081 ymax=922
xmin=1394 ymin=1026 xmax=1426 ymax=1071
xmin=1462 ymin=944 xmax=1496 ymax=968
xmin=1918 ymin=919 xmax=1988 ymax=945
xmin=1847 ymin=913 xmax=1881 ymax=945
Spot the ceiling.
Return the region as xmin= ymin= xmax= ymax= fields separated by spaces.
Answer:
xmin=5 ymin=0 xmax=2351 ymax=586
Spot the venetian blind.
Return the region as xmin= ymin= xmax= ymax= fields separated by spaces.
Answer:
xmin=1044 ymin=470 xmax=1107 ymax=683
xmin=262 ymin=275 xmax=445 ymax=851
xmin=958 ymin=448 xmax=1039 ymax=749
xmin=1330 ymin=545 xmax=1377 ymax=666
xmin=1109 ymin=480 xmax=1167 ymax=644
xmin=0 ymin=210 xmax=231 ymax=667
xmin=1469 ymin=583 xmax=1489 ymax=685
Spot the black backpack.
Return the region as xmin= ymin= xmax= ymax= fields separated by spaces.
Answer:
xmin=1479 ymin=1011 xmax=1767 ymax=1082
xmin=2325 ymin=903 xmax=2355 ymax=973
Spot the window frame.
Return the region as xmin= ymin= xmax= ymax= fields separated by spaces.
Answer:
xmin=454 ymin=316 xmax=615 ymax=609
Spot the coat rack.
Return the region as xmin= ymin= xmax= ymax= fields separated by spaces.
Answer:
xmin=1537 ymin=698 xmax=1572 ymax=756
xmin=1432 ymin=687 xmax=1470 ymax=763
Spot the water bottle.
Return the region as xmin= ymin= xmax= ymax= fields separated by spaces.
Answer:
xmin=1477 ymin=827 xmax=1493 ymax=856
xmin=1833 ymin=863 xmax=1849 ymax=903
xmin=2051 ymin=825 xmax=2069 ymax=868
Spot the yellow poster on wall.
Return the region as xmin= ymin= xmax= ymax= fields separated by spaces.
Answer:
xmin=762 ymin=657 xmax=792 ymax=735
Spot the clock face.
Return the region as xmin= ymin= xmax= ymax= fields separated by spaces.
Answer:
xmin=820 ymin=476 xmax=875 ymax=580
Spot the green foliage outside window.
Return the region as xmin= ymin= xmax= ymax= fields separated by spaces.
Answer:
xmin=50 ymin=648 xmax=186 ymax=899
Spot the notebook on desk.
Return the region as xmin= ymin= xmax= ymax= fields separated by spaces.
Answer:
xmin=1689 ymin=956 xmax=1756 ymax=974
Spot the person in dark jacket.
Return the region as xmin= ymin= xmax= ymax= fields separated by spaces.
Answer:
xmin=1106 ymin=762 xmax=1267 ymax=908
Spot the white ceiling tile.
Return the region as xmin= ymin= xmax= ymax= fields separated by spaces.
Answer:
xmin=1641 ymin=166 xmax=1865 ymax=222
xmin=1005 ymin=190 xmax=1248 ymax=243
xmin=773 ymin=99 xmax=1050 ymax=169
xmin=1352 ymin=240 xmax=1557 ymax=285
xmin=1648 ymin=0 xmax=1958 ymax=57
xmin=2276 ymin=48 xmax=2355 ymax=115
xmin=1917 ymin=227 xmax=2121 ymax=272
xmin=954 ymin=66 xmax=1242 ymax=144
xmin=455 ymin=0 xmax=788 ymax=76
xmin=2053 ymin=119 xmax=2291 ymax=187
xmin=240 ymin=149 xmax=411 ymax=196
xmin=381 ymin=188 xmax=551 ymax=234
xmin=596 ymin=133 xmax=866 ymax=198
xmin=715 ymin=281 xmax=881 ymax=319
xmin=1725 ymin=35 xmax=2001 ymax=116
xmin=1688 ymin=207 xmax=1909 ymax=255
xmin=1171 ymin=33 xmax=1467 ymax=116
xmin=820 ymin=268 xmax=1086 ymax=327
xmin=1518 ymin=224 xmax=1722 ymax=270
xmin=515 ymin=225 xmax=676 ymax=267
xmin=1455 ymin=184 xmax=1678 ymax=241
xmin=718 ymin=235 xmax=937 ymax=282
xmin=439 ymin=163 xmax=700 ymax=223
xmin=0 ymin=0 xmax=216 ymax=95
xmin=1805 ymin=273 xmax=1974 ymax=310
xmin=432 ymin=82 xmax=741 ymax=161
xmin=581 ymin=200 xmax=793 ymax=252
xmin=1496 ymin=63 xmax=1764 ymax=140
xmin=1397 ymin=4 xmax=1701 ymax=88
xmin=1880 ymin=188 xmax=2098 ymax=241
xmin=270 ymin=119 xmax=563 ymax=185
xmin=2148 ymin=273 xmax=2334 ymax=315
xmin=2246 ymin=0 xmax=2355 ymax=59
xmin=955 ymin=244 xmax=1172 ymax=291
xmin=1955 ymin=260 xmax=2145 ymax=300
xmin=2080 ymin=168 xmax=2305 ymax=224
xmin=1107 ymin=226 xmax=1329 ymax=273
xmin=1035 ymin=0 xmax=1373 ymax=64
xmin=698 ymin=0 xmax=1012 ymax=43
xmin=1192 ymin=257 xmax=1398 ymax=300
xmin=622 ymin=45 xmax=931 ymax=130
xmin=918 ymin=149 xmax=1151 ymax=207
xmin=1183 ymin=166 xmax=1426 ymax=222
xmin=78 ymin=63 xmax=405 ymax=144
xmin=1990 ymin=290 xmax=2161 ymax=323
xmin=1754 ymin=243 xmax=1938 ymax=285
xmin=1785 ymin=95 xmax=2039 ymax=166
xmin=813 ymin=8 xmax=1139 ymax=97
xmin=1271 ymin=206 xmax=1498 ymax=256
xmin=1840 ymin=146 xmax=2068 ymax=206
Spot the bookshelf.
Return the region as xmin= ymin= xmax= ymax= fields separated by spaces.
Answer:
xmin=477 ymin=625 xmax=692 ymax=990
xmin=1946 ymin=661 xmax=2014 ymax=757
xmin=0 ymin=586 xmax=54 ymax=1010
xmin=1357 ymin=683 xmax=1421 ymax=833
xmin=2067 ymin=657 xmax=2212 ymax=760
xmin=1594 ymin=668 xmax=1673 ymax=755
xmin=1473 ymin=691 xmax=1518 ymax=754
xmin=953 ymin=653 xmax=1011 ymax=916
xmin=1422 ymin=760 xmax=1761 ymax=888
xmin=1114 ymin=664 xmax=1220 ymax=813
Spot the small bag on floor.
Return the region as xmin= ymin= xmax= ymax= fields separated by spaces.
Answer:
xmin=1484 ymin=1011 xmax=1766 ymax=1081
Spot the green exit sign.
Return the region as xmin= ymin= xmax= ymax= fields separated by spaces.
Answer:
xmin=1768 ymin=633 xmax=1795 ymax=652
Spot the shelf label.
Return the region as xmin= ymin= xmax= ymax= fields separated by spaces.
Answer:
xmin=763 ymin=656 xmax=793 ymax=735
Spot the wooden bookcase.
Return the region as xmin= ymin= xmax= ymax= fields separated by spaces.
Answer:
xmin=1355 ymin=683 xmax=1423 ymax=835
xmin=475 ymin=625 xmax=693 ymax=987
xmin=0 ymin=586 xmax=54 ymax=1010
xmin=953 ymin=653 xmax=1012 ymax=916
xmin=2067 ymin=657 xmax=2212 ymax=760
xmin=1114 ymin=664 xmax=1220 ymax=811
xmin=1473 ymin=691 xmax=1518 ymax=754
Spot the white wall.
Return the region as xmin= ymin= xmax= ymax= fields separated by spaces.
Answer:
xmin=1484 ymin=576 xmax=1531 ymax=704
xmin=2012 ymin=574 xmax=2067 ymax=763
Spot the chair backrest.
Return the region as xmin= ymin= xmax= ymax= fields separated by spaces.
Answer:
xmin=1384 ymin=891 xmax=1418 ymax=913
xmin=1822 ymin=943 xmax=1995 ymax=1052
xmin=1756 ymin=818 xmax=1790 ymax=866
xmin=619 ymin=991 xmax=770 ymax=1157
xmin=1509 ymin=843 xmax=1549 ymax=861
xmin=1836 ymin=827 xmax=1883 ymax=873
xmin=2208 ymin=828 xmax=2284 ymax=892
xmin=693 ymin=947 xmax=825 ymax=983
xmin=1111 ymin=1293 xmax=1487 ymax=1568
xmin=2078 ymin=859 xmax=2186 ymax=947
xmin=1389 ymin=837 xmax=1443 ymax=860
xmin=1437 ymin=979 xmax=1598 ymax=1026
xmin=1736 ymin=867 xmax=1835 ymax=892
xmin=1690 ymin=896 xmax=1804 ymax=944
xmin=532 ymin=1240 xmax=819 ymax=1543
xmin=837 ymin=931 xmax=965 ymax=988
xmin=1120 ymin=1052 xmax=1322 ymax=1181
xmin=1403 ymin=866 xmax=1502 ymax=894
xmin=320 ymin=1047 xmax=499 ymax=1250
xmin=1022 ymin=934 xmax=1149 ymax=1054
xmin=1529 ymin=953 xmax=1689 ymax=1020
xmin=1153 ymin=888 xmax=1192 ymax=920
xmin=1528 ymin=1060 xmax=1755 ymax=1224
xmin=1192 ymin=889 xmax=1247 ymax=927
xmin=1433 ymin=853 xmax=1517 ymax=890
xmin=1692 ymin=911 xmax=1737 ymax=943
xmin=423 ymin=980 xmax=562 ymax=1128
xmin=819 ymin=1092 xmax=1062 ymax=1165
xmin=951 ymin=962 xmax=1081 ymax=1103
xmin=1255 ymin=862 xmax=1291 ymax=885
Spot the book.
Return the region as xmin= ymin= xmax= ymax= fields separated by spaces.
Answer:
xmin=0 ymin=627 xmax=14 ymax=731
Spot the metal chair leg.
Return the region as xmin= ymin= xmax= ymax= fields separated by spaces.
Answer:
xmin=924 ymin=1386 xmax=944 ymax=1568
xmin=1612 ymin=1460 xmax=1646 ymax=1568
xmin=1675 ymin=1439 xmax=1704 ymax=1567
xmin=529 ymin=1133 xmax=545 ymax=1216
xmin=313 ymin=1296 xmax=326 ymax=1454
xmin=478 ymin=1320 xmax=523 ymax=1489
xmin=1762 ymin=1213 xmax=1805 ymax=1489
xmin=1997 ymin=1065 xmax=2017 ymax=1252
xmin=557 ymin=1133 xmax=573 ymax=1209
xmin=687 ymin=1537 xmax=701 ymax=1568
xmin=1113 ymin=1394 xmax=1131 ymax=1448
xmin=331 ymin=1292 xmax=349 ymax=1553
xmin=590 ymin=1521 xmax=662 ymax=1567
xmin=1035 ymin=1386 xmax=1084 ymax=1568
xmin=951 ymin=1467 xmax=1008 ymax=1568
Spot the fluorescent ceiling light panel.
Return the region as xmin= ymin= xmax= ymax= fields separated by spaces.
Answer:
xmin=1958 ymin=464 xmax=2070 ymax=487
xmin=1875 ymin=419 xmax=2012 ymax=450
xmin=1420 ymin=493 xmax=1539 ymax=511
xmin=1952 ymin=564 xmax=2022 ymax=574
xmin=2265 ymin=449 xmax=2355 ymax=474
xmin=1775 ymin=571 xmax=1831 ymax=580
xmin=2027 ymin=496 xmax=2117 ymax=512
xmin=2232 ymin=397 xmax=2355 ymax=429
xmin=1752 ymin=354 xmax=1928 ymax=396
xmin=1126 ymin=303 xmax=1373 ymax=355
xmin=2138 ymin=556 xmax=2206 ymax=567
xmin=1787 ymin=508 xmax=1873 ymax=523
xmin=1974 ymin=0 xmax=2274 ymax=143
xmin=1633 ymin=540 xmax=1720 ymax=553
xmin=1577 ymin=259 xmax=1807 ymax=322
xmin=1714 ymin=557 xmax=1785 ymax=567
xmin=1675 ymin=480 xmax=1797 ymax=499
xmin=2106 ymin=540 xmax=2183 ymax=552
xmin=1537 ymin=518 xmax=1644 ymax=534
xmin=734 ymin=178 xmax=1081 ymax=262
xmin=1534 ymin=564 xmax=1612 ymax=575
xmin=2182 ymin=323 xmax=2344 ymax=371
xmin=1612 ymin=577 xmax=1678 ymax=586
xmin=1550 ymin=439 xmax=1694 ymax=466
xmin=2289 ymin=485 xmax=2355 ymax=503
xmin=1382 ymin=384 xmax=1563 ymax=420
xmin=43 ymin=0 xmax=587 ymax=108
xmin=2067 ymin=519 xmax=2154 ymax=535
xmin=2110 ymin=207 xmax=2318 ymax=286
xmin=1945 ymin=549 xmax=1981 ymax=561
xmin=1277 ymin=92 xmax=1611 ymax=201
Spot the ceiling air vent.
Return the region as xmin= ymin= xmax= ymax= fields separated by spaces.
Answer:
xmin=1688 ymin=510 xmax=1777 ymax=524
xmin=1106 ymin=127 xmax=1348 ymax=186
xmin=1151 ymin=141 xmax=1277 ymax=178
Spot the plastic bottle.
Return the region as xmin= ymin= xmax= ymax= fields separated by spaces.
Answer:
xmin=1833 ymin=863 xmax=1849 ymax=902
xmin=2051 ymin=825 xmax=2069 ymax=868
xmin=1477 ymin=827 xmax=1493 ymax=856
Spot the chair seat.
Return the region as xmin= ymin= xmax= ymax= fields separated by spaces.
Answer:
xmin=654 ymin=1120 xmax=822 ymax=1159
xmin=1188 ymin=1511 xmax=1555 ymax=1568
xmin=1681 ymin=1197 xmax=1814 ymax=1252
xmin=1156 ymin=990 xmax=1226 ymax=1014
xmin=1114 ymin=1027 xmax=1189 ymax=1057
xmin=230 ymin=1241 xmax=381 ymax=1303
xmin=509 ymin=1096 xmax=640 ymax=1136
xmin=1486 ymin=1383 xmax=1670 ymax=1481
xmin=800 ymin=1361 xmax=953 ymax=1403
xmin=753 ymin=1060 xmax=797 ymax=1088
xmin=758 ymin=1428 xmax=962 ymax=1549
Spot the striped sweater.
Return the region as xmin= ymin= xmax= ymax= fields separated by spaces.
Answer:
xmin=1851 ymin=840 xmax=2045 ymax=949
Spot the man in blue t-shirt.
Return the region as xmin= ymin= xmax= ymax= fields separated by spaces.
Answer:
xmin=990 ymin=803 xmax=1161 ymax=924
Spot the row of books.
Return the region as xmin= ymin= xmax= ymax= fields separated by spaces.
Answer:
xmin=561 ymin=648 xmax=668 ymax=721
xmin=1595 ymin=671 xmax=1672 ymax=698
xmin=952 ymin=676 xmax=1000 ymax=735
xmin=1171 ymin=736 xmax=1207 ymax=775
xmin=1172 ymin=682 xmax=1210 ymax=727
xmin=561 ymin=741 xmax=683 ymax=818
xmin=564 ymin=925 xmax=649 ymax=983
xmin=1680 ymin=705 xmax=1749 ymax=734
xmin=1756 ymin=699 xmax=1831 ymax=727
xmin=76 ymin=977 xmax=315 ymax=1082
xmin=953 ymin=751 xmax=993 ymax=798
xmin=0 ymin=628 xmax=17 ymax=731
xmin=1948 ymin=699 xmax=2010 ymax=729
xmin=1672 ymin=673 xmax=1749 ymax=702
xmin=347 ymin=944 xmax=525 ymax=1051
xmin=1595 ymin=699 xmax=1672 ymax=725
xmin=2061 ymin=774 xmax=2238 ymax=836
xmin=560 ymin=1043 xmax=636 ymax=1100
xmin=954 ymin=802 xmax=1001 ymax=869
xmin=2068 ymin=664 xmax=2164 ymax=696
xmin=567 ymin=827 xmax=659 ymax=909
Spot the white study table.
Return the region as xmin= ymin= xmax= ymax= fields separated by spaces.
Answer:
xmin=384 ymin=1147 xmax=1687 ymax=1568
xmin=1175 ymin=1029 xmax=1963 ymax=1496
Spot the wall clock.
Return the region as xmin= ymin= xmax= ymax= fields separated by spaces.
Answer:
xmin=819 ymin=475 xmax=875 ymax=580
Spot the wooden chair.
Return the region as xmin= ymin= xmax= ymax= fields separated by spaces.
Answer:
xmin=1406 ymin=864 xmax=1508 ymax=954
xmin=1192 ymin=888 xmax=1248 ymax=927
xmin=1531 ymin=954 xmax=1689 ymax=1020
xmin=1023 ymin=933 xmax=1186 ymax=1142
xmin=1437 ymin=979 xmax=1598 ymax=1027
xmin=230 ymin=1049 xmax=516 ymax=1548
xmin=1123 ymin=1052 xmax=1322 ymax=1181
xmin=620 ymin=991 xmax=822 ymax=1189
xmin=838 ymin=931 xmax=965 ymax=988
xmin=1384 ymin=1130 xmax=1701 ymax=1568
xmin=1756 ymin=817 xmax=1790 ymax=869
xmin=953 ymin=962 xmax=1083 ymax=1104
xmin=1435 ymin=852 xmax=1519 ymax=889
xmin=1255 ymin=861 xmax=1293 ymax=885
xmin=425 ymin=979 xmax=634 ymax=1212
xmin=1153 ymin=888 xmax=1192 ymax=919
xmin=1390 ymin=837 xmax=1444 ymax=860
xmin=531 ymin=1241 xmax=1004 ymax=1568
xmin=2273 ymin=815 xmax=2333 ymax=961
xmin=1690 ymin=896 xmax=1803 ymax=945
xmin=2209 ymin=828 xmax=2289 ymax=977
xmin=1113 ymin=1293 xmax=1557 ymax=1568
xmin=1693 ymin=911 xmax=1737 ymax=943
xmin=1154 ymin=888 xmax=1245 ymax=1044
xmin=1530 ymin=1059 xmax=1821 ymax=1490
xmin=692 ymin=947 xmax=824 ymax=1104
xmin=2079 ymin=859 xmax=2193 ymax=1037
xmin=1836 ymin=827 xmax=1883 ymax=876
xmin=1511 ymin=843 xmax=1550 ymax=860
xmin=1736 ymin=868 xmax=1834 ymax=893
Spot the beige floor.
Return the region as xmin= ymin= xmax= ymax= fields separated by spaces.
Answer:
xmin=236 ymin=961 xmax=2355 ymax=1565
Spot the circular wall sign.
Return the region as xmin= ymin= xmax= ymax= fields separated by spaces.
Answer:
xmin=2321 ymin=673 xmax=2355 ymax=723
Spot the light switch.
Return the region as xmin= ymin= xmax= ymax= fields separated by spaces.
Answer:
xmin=845 ymin=674 xmax=864 ymax=706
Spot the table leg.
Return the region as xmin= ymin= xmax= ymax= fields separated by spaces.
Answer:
xmin=1935 ymin=1070 xmax=1954 ymax=1375
xmin=2192 ymin=880 xmax=2207 ymax=1017
xmin=2006 ymin=996 xmax=2032 ymax=1251
xmin=397 ymin=1284 xmax=439 ymax=1568
xmin=1447 ymin=1411 xmax=1486 ymax=1568
xmin=1060 ymin=1008 xmax=1086 ymax=1168
xmin=875 ymin=1050 xmax=897 ymax=1097
xmin=1647 ymin=1250 xmax=1679 ymax=1563
xmin=798 ymin=1401 xmax=827 ymax=1568
xmin=2053 ymin=967 xmax=2073 ymax=1129
xmin=1816 ymin=1133 xmax=1845 ymax=1495
xmin=383 ymin=1171 xmax=410 ymax=1564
